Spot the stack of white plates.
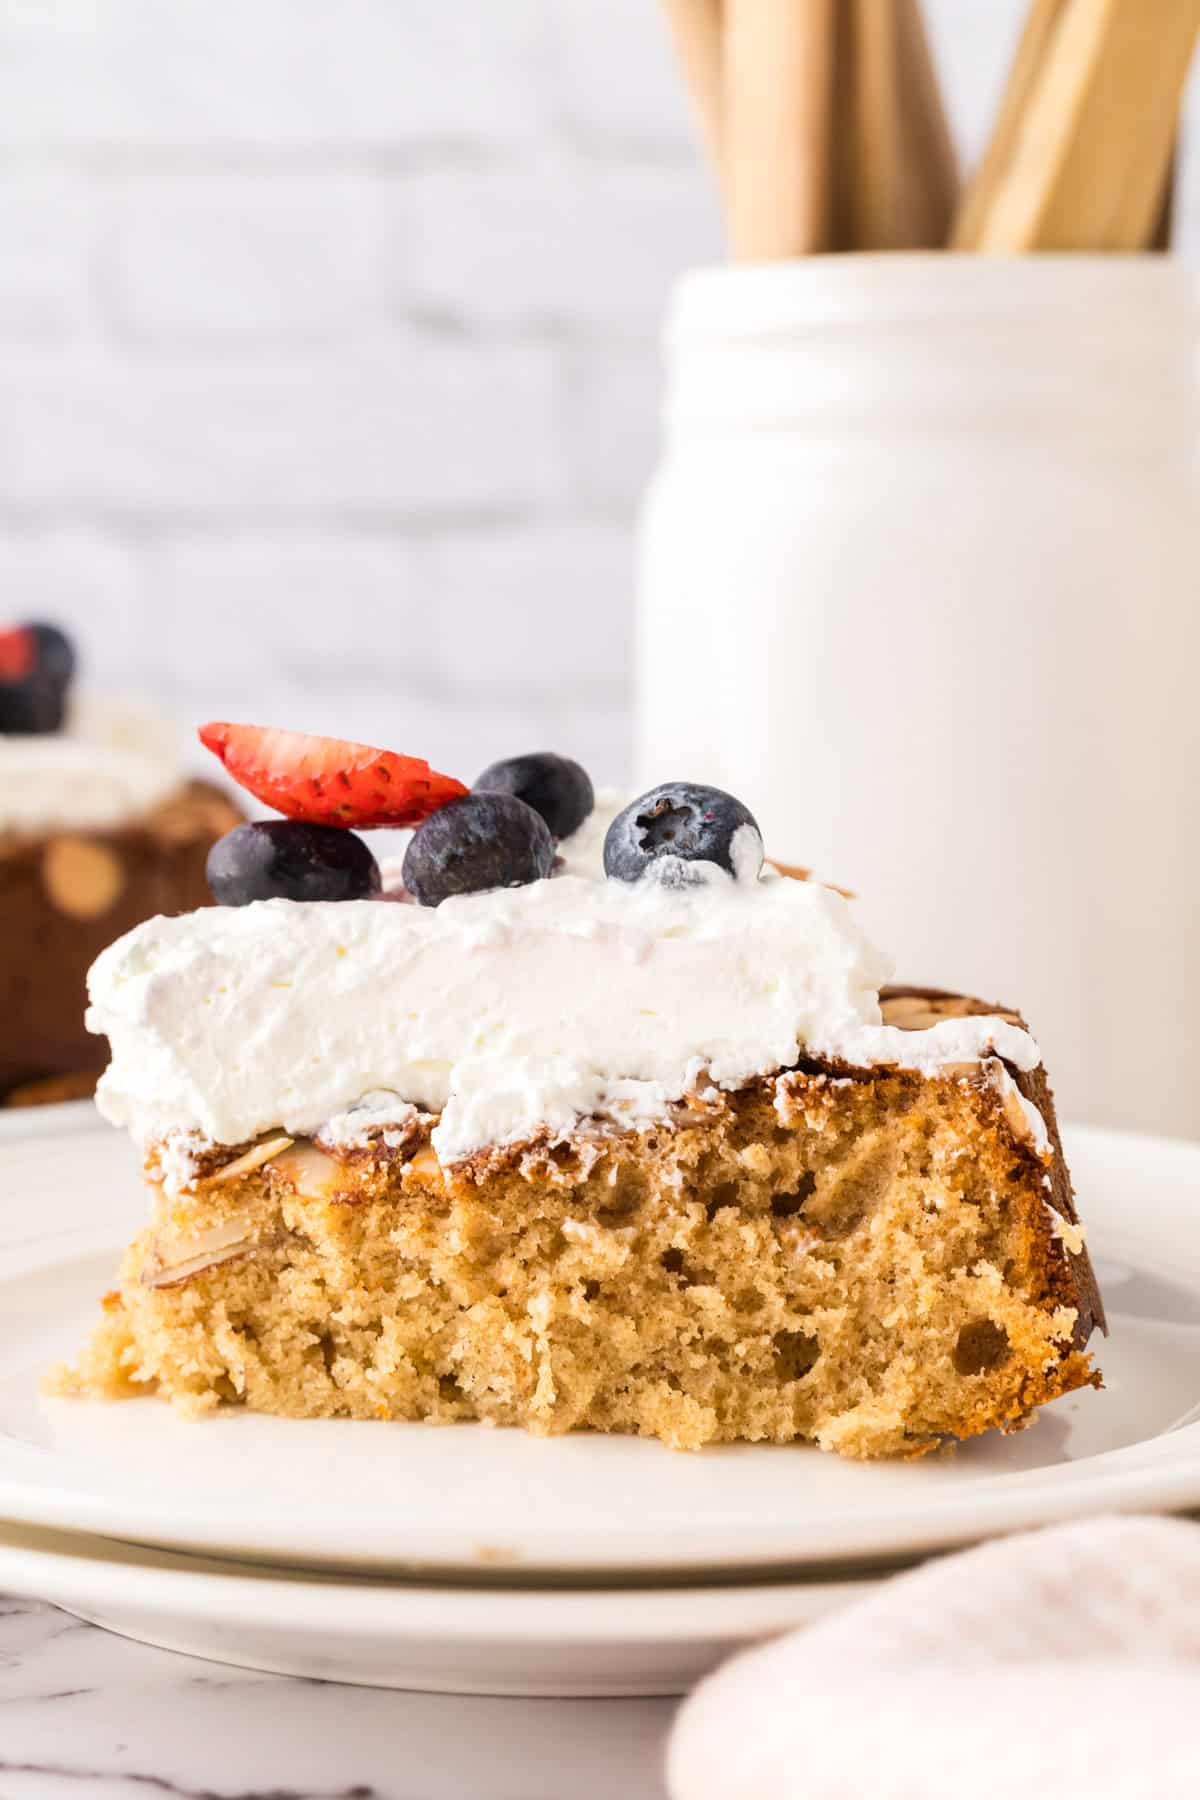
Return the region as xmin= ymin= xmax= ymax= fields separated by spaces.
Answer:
xmin=1 ymin=1112 xmax=1199 ymax=1697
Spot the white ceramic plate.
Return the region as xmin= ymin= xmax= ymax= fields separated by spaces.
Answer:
xmin=2 ymin=1125 xmax=1200 ymax=1577
xmin=0 ymin=1096 xmax=103 ymax=1140
xmin=0 ymin=1518 xmax=875 ymax=1697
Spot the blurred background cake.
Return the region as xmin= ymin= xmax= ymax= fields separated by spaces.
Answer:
xmin=0 ymin=620 xmax=240 ymax=1106
xmin=1 ymin=2 xmax=1196 ymax=1136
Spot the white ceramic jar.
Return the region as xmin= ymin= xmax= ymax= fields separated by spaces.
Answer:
xmin=636 ymin=255 xmax=1200 ymax=1137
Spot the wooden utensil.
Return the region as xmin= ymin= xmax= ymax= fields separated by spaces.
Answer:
xmin=661 ymin=0 xmax=726 ymax=188
xmin=953 ymin=0 xmax=1200 ymax=251
xmin=833 ymin=0 xmax=959 ymax=251
xmin=1150 ymin=153 xmax=1177 ymax=251
xmin=725 ymin=0 xmax=837 ymax=259
xmin=951 ymin=0 xmax=1069 ymax=250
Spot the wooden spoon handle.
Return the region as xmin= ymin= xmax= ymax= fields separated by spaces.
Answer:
xmin=726 ymin=0 xmax=837 ymax=260
xmin=661 ymin=0 xmax=726 ymax=186
xmin=952 ymin=0 xmax=1069 ymax=251
xmin=835 ymin=0 xmax=958 ymax=251
xmin=954 ymin=0 xmax=1200 ymax=252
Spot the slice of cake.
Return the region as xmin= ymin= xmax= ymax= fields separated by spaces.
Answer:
xmin=1 ymin=621 xmax=241 ymax=1106
xmin=55 ymin=726 xmax=1103 ymax=1459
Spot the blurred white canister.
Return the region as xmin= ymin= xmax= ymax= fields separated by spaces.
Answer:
xmin=635 ymin=255 xmax=1200 ymax=1138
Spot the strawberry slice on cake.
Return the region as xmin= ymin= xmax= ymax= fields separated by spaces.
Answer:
xmin=198 ymin=722 xmax=467 ymax=829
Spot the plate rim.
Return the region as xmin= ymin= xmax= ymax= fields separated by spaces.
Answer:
xmin=0 ymin=1517 xmax=882 ymax=1643
xmin=0 ymin=1519 xmax=881 ymax=1698
xmin=3 ymin=1121 xmax=1200 ymax=1577
xmin=0 ymin=1096 xmax=103 ymax=1140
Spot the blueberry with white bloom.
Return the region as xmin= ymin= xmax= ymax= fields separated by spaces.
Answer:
xmin=603 ymin=782 xmax=763 ymax=885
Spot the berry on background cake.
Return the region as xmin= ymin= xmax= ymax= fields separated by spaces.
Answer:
xmin=0 ymin=621 xmax=242 ymax=1107
xmin=55 ymin=723 xmax=1103 ymax=1459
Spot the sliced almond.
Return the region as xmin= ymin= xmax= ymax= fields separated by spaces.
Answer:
xmin=767 ymin=858 xmax=856 ymax=900
xmin=999 ymin=1079 xmax=1034 ymax=1143
xmin=406 ymin=1146 xmax=443 ymax=1184
xmin=881 ymin=992 xmax=1023 ymax=1032
xmin=151 ymin=783 xmax=242 ymax=846
xmin=142 ymin=1215 xmax=255 ymax=1289
xmin=201 ymin=1135 xmax=294 ymax=1187
xmin=987 ymin=1061 xmax=1052 ymax=1159
xmin=144 ymin=1245 xmax=250 ymax=1288
xmin=41 ymin=837 xmax=125 ymax=919
xmin=270 ymin=1140 xmax=344 ymax=1201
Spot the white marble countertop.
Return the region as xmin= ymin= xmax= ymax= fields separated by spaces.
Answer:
xmin=0 ymin=1594 xmax=675 ymax=1799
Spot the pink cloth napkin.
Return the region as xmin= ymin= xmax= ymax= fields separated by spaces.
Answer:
xmin=669 ymin=1516 xmax=1200 ymax=1800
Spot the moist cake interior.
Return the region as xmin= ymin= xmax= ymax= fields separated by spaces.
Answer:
xmin=55 ymin=994 xmax=1102 ymax=1459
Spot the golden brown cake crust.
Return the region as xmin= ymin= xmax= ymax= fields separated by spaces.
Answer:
xmin=54 ymin=990 xmax=1103 ymax=1460
xmin=879 ymin=984 xmax=1105 ymax=1344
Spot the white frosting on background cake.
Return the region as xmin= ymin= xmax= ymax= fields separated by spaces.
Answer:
xmin=87 ymin=792 xmax=1040 ymax=1164
xmin=0 ymin=694 xmax=183 ymax=834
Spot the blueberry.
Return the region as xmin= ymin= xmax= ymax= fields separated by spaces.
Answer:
xmin=603 ymin=782 xmax=763 ymax=885
xmin=207 ymin=821 xmax=382 ymax=906
xmin=473 ymin=752 xmax=594 ymax=841
xmin=402 ymin=792 xmax=555 ymax=906
xmin=0 ymin=621 xmax=75 ymax=736
xmin=25 ymin=622 xmax=76 ymax=685
xmin=0 ymin=675 xmax=67 ymax=735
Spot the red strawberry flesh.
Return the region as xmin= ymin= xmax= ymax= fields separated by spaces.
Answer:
xmin=0 ymin=626 xmax=34 ymax=682
xmin=199 ymin=722 xmax=467 ymax=829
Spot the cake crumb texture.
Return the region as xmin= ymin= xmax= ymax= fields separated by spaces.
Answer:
xmin=54 ymin=1059 xmax=1101 ymax=1460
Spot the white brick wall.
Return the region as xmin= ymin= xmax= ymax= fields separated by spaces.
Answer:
xmin=0 ymin=0 xmax=1196 ymax=788
xmin=0 ymin=171 xmax=94 ymax=337
xmin=107 ymin=175 xmax=385 ymax=341
xmin=387 ymin=159 xmax=721 ymax=333
xmin=0 ymin=2 xmax=550 ymax=150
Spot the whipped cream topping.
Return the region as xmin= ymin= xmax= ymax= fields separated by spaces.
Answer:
xmin=319 ymin=1090 xmax=419 ymax=1151
xmin=0 ymin=693 xmax=184 ymax=835
xmin=88 ymin=793 xmax=1041 ymax=1165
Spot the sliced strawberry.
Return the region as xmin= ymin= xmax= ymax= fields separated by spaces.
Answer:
xmin=0 ymin=625 xmax=34 ymax=682
xmin=199 ymin=723 xmax=467 ymax=829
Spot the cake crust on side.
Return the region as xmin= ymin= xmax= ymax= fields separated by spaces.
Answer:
xmin=54 ymin=990 xmax=1103 ymax=1460
xmin=880 ymin=984 xmax=1104 ymax=1343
